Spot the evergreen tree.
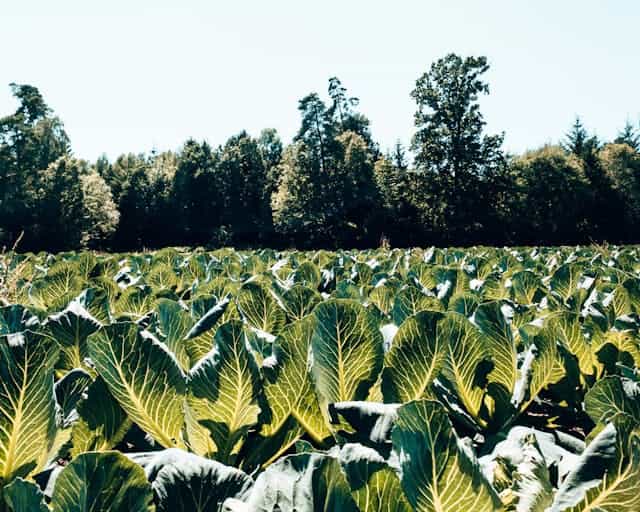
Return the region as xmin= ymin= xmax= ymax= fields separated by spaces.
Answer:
xmin=332 ymin=131 xmax=380 ymax=245
xmin=217 ymin=131 xmax=272 ymax=245
xmin=145 ymin=151 xmax=179 ymax=247
xmin=272 ymin=142 xmax=325 ymax=243
xmin=564 ymin=117 xmax=590 ymax=156
xmin=295 ymin=93 xmax=332 ymax=174
xmin=561 ymin=118 xmax=620 ymax=240
xmin=258 ymin=128 xmax=283 ymax=199
xmin=392 ymin=141 xmax=408 ymax=171
xmin=615 ymin=121 xmax=640 ymax=150
xmin=173 ymin=140 xmax=220 ymax=246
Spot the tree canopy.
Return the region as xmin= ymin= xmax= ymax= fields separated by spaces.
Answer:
xmin=1 ymin=55 xmax=639 ymax=252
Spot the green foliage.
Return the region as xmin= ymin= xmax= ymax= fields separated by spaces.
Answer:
xmin=3 ymin=62 xmax=640 ymax=250
xmin=79 ymin=170 xmax=119 ymax=248
xmin=1 ymin=246 xmax=640 ymax=509
xmin=410 ymin=53 xmax=505 ymax=241
xmin=0 ymin=84 xmax=70 ymax=250
xmin=511 ymin=146 xmax=591 ymax=242
xmin=272 ymin=78 xmax=380 ymax=247
xmin=50 ymin=451 xmax=154 ymax=511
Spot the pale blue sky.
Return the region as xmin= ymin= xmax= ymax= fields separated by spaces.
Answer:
xmin=2 ymin=0 xmax=638 ymax=161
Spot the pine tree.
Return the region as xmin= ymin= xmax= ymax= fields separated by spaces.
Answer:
xmin=564 ymin=117 xmax=589 ymax=156
xmin=615 ymin=121 xmax=640 ymax=150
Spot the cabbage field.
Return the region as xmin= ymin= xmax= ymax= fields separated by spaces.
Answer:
xmin=1 ymin=246 xmax=640 ymax=511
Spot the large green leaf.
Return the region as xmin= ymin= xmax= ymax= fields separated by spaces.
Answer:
xmin=369 ymin=285 xmax=395 ymax=316
xmin=2 ymin=477 xmax=48 ymax=512
xmin=474 ymin=301 xmax=518 ymax=399
xmin=584 ymin=376 xmax=640 ymax=424
xmin=70 ymin=376 xmax=132 ymax=456
xmin=0 ymin=305 xmax=38 ymax=335
xmin=47 ymin=299 xmax=102 ymax=373
xmin=523 ymin=328 xmax=565 ymax=412
xmin=152 ymin=299 xmax=192 ymax=371
xmin=546 ymin=312 xmax=596 ymax=377
xmin=237 ymin=283 xmax=285 ymax=335
xmin=54 ymin=368 xmax=92 ymax=428
xmin=510 ymin=271 xmax=542 ymax=305
xmin=50 ymin=451 xmax=154 ymax=512
xmin=592 ymin=329 xmax=640 ymax=374
xmin=548 ymin=419 xmax=640 ymax=511
xmin=146 ymin=449 xmax=253 ymax=512
xmin=311 ymin=299 xmax=384 ymax=404
xmin=47 ymin=368 xmax=93 ymax=463
xmin=0 ymin=331 xmax=57 ymax=483
xmin=29 ymin=262 xmax=83 ymax=312
xmin=439 ymin=312 xmax=488 ymax=425
xmin=113 ymin=287 xmax=154 ymax=320
xmin=186 ymin=321 xmax=261 ymax=462
xmin=261 ymin=316 xmax=331 ymax=444
xmin=146 ymin=262 xmax=179 ymax=293
xmin=184 ymin=295 xmax=231 ymax=365
xmin=449 ymin=293 xmax=480 ymax=316
xmin=392 ymin=400 xmax=502 ymax=512
xmin=335 ymin=443 xmax=411 ymax=512
xmin=87 ymin=322 xmax=186 ymax=448
xmin=391 ymin=286 xmax=443 ymax=326
xmin=279 ymin=285 xmax=321 ymax=322
xmin=291 ymin=261 xmax=321 ymax=289
xmin=381 ymin=310 xmax=446 ymax=403
xmin=240 ymin=452 xmax=358 ymax=511
xmin=550 ymin=263 xmax=584 ymax=303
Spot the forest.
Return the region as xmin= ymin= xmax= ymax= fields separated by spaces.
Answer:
xmin=1 ymin=53 xmax=639 ymax=253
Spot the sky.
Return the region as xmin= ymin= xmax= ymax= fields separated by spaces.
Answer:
xmin=1 ymin=0 xmax=639 ymax=162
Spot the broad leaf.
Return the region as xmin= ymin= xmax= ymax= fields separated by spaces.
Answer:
xmin=2 ymin=478 xmax=48 ymax=512
xmin=585 ymin=375 xmax=640 ymax=424
xmin=261 ymin=317 xmax=330 ymax=444
xmin=70 ymin=376 xmax=132 ymax=456
xmin=548 ymin=419 xmax=640 ymax=511
xmin=152 ymin=299 xmax=192 ymax=371
xmin=241 ymin=452 xmax=358 ymax=511
xmin=186 ymin=321 xmax=261 ymax=462
xmin=146 ymin=449 xmax=253 ymax=512
xmin=50 ymin=451 xmax=154 ymax=512
xmin=381 ymin=310 xmax=446 ymax=403
xmin=237 ymin=283 xmax=285 ymax=335
xmin=87 ymin=322 xmax=186 ymax=448
xmin=391 ymin=286 xmax=443 ymax=326
xmin=336 ymin=443 xmax=411 ymax=512
xmin=392 ymin=400 xmax=502 ymax=511
xmin=47 ymin=299 xmax=102 ymax=373
xmin=440 ymin=312 xmax=488 ymax=425
xmin=547 ymin=312 xmax=596 ymax=377
xmin=0 ymin=331 xmax=57 ymax=483
xmin=280 ymin=285 xmax=321 ymax=322
xmin=311 ymin=299 xmax=384 ymax=404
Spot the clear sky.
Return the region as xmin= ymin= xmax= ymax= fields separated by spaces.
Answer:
xmin=2 ymin=0 xmax=638 ymax=162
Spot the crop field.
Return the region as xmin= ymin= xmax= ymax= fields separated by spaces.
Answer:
xmin=1 ymin=245 xmax=640 ymax=511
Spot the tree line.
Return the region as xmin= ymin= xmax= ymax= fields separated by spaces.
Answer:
xmin=1 ymin=53 xmax=639 ymax=252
